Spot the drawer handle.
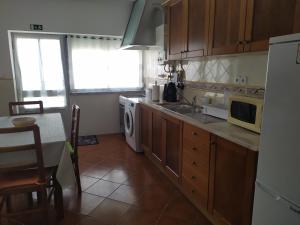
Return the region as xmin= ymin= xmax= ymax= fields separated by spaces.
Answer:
xmin=191 ymin=189 xmax=196 ymax=194
xmin=192 ymin=132 xmax=198 ymax=136
xmin=192 ymin=161 xmax=197 ymax=166
xmin=192 ymin=147 xmax=197 ymax=151
xmin=191 ymin=176 xmax=196 ymax=180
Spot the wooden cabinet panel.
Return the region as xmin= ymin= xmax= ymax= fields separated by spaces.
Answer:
xmin=244 ymin=0 xmax=300 ymax=51
xmin=168 ymin=0 xmax=187 ymax=60
xmin=186 ymin=0 xmax=210 ymax=57
xmin=152 ymin=110 xmax=163 ymax=164
xmin=140 ymin=105 xmax=152 ymax=153
xmin=163 ymin=114 xmax=182 ymax=180
xmin=209 ymin=136 xmax=258 ymax=225
xmin=209 ymin=0 xmax=247 ymax=55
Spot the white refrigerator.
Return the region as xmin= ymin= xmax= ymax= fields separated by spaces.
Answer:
xmin=252 ymin=33 xmax=300 ymax=225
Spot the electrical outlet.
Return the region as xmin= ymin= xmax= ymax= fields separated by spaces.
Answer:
xmin=240 ymin=76 xmax=248 ymax=85
xmin=234 ymin=76 xmax=240 ymax=84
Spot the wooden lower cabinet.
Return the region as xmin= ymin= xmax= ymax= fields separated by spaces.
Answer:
xmin=140 ymin=104 xmax=152 ymax=154
xmin=162 ymin=114 xmax=182 ymax=181
xmin=140 ymin=104 xmax=258 ymax=225
xmin=152 ymin=110 xmax=164 ymax=164
xmin=141 ymin=104 xmax=182 ymax=182
xmin=208 ymin=136 xmax=258 ymax=225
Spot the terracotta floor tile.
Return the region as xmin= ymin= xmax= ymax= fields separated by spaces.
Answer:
xmin=85 ymin=180 xmax=121 ymax=197
xmin=117 ymin=206 xmax=161 ymax=225
xmin=89 ymin=199 xmax=131 ymax=224
xmin=64 ymin=190 xmax=105 ymax=215
xmin=78 ymin=217 xmax=109 ymax=225
xmin=82 ymin=163 xmax=112 ymax=179
xmin=156 ymin=216 xmax=194 ymax=225
xmin=80 ymin=176 xmax=99 ymax=191
xmin=108 ymin=184 xmax=144 ymax=205
xmin=102 ymin=169 xmax=129 ymax=183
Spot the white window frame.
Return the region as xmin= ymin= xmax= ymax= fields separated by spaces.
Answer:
xmin=10 ymin=32 xmax=67 ymax=109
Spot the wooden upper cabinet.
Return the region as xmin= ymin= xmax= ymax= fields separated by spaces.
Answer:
xmin=162 ymin=114 xmax=182 ymax=180
xmin=209 ymin=136 xmax=258 ymax=225
xmin=168 ymin=0 xmax=187 ymax=60
xmin=186 ymin=0 xmax=210 ymax=58
xmin=244 ymin=0 xmax=300 ymax=52
xmin=209 ymin=0 xmax=247 ymax=55
xmin=140 ymin=105 xmax=152 ymax=153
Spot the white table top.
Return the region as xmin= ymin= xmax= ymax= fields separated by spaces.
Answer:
xmin=0 ymin=113 xmax=66 ymax=146
xmin=0 ymin=113 xmax=67 ymax=167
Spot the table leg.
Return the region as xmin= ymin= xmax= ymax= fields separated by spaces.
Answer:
xmin=53 ymin=176 xmax=64 ymax=221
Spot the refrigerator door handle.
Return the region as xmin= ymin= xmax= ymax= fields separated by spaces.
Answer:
xmin=289 ymin=206 xmax=300 ymax=215
xmin=256 ymin=180 xmax=300 ymax=215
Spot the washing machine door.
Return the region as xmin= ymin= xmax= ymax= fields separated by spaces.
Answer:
xmin=124 ymin=109 xmax=134 ymax=137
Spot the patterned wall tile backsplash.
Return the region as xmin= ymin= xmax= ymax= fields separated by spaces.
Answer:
xmin=143 ymin=50 xmax=268 ymax=101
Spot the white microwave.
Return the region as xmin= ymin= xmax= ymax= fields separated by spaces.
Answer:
xmin=227 ymin=95 xmax=264 ymax=133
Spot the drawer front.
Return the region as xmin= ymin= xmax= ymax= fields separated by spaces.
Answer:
xmin=182 ymin=160 xmax=209 ymax=190
xmin=183 ymin=138 xmax=210 ymax=164
xmin=183 ymin=123 xmax=211 ymax=147
xmin=182 ymin=176 xmax=208 ymax=209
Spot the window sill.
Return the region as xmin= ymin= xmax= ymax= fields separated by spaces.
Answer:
xmin=70 ymin=88 xmax=145 ymax=95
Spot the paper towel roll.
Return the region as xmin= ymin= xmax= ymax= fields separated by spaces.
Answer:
xmin=159 ymin=85 xmax=165 ymax=103
xmin=152 ymin=83 xmax=159 ymax=102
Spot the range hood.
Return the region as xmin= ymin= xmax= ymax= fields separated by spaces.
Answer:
xmin=121 ymin=0 xmax=164 ymax=50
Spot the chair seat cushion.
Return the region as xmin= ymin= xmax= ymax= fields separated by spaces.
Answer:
xmin=0 ymin=170 xmax=45 ymax=193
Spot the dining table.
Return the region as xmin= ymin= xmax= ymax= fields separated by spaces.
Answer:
xmin=0 ymin=112 xmax=76 ymax=219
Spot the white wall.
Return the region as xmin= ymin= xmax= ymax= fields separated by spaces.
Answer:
xmin=0 ymin=0 xmax=134 ymax=135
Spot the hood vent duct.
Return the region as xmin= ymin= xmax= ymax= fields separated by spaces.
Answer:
xmin=121 ymin=0 xmax=164 ymax=50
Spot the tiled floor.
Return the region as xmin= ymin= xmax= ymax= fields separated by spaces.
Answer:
xmin=5 ymin=134 xmax=212 ymax=225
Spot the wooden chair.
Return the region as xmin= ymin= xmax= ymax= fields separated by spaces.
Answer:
xmin=70 ymin=105 xmax=82 ymax=194
xmin=9 ymin=101 xmax=44 ymax=116
xmin=0 ymin=125 xmax=48 ymax=225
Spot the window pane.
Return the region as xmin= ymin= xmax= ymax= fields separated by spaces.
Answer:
xmin=24 ymin=96 xmax=65 ymax=108
xmin=71 ymin=48 xmax=108 ymax=89
xmin=69 ymin=37 xmax=143 ymax=91
xmin=40 ymin=39 xmax=65 ymax=90
xmin=16 ymin=38 xmax=42 ymax=91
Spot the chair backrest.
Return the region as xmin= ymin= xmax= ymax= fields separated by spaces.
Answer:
xmin=9 ymin=101 xmax=44 ymax=116
xmin=0 ymin=125 xmax=46 ymax=183
xmin=70 ymin=105 xmax=80 ymax=158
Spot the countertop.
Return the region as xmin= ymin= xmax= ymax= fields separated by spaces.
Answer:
xmin=139 ymin=99 xmax=260 ymax=151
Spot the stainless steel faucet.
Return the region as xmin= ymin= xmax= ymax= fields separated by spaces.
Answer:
xmin=192 ymin=96 xmax=197 ymax=113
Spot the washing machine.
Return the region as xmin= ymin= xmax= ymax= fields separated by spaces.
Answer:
xmin=124 ymin=98 xmax=142 ymax=152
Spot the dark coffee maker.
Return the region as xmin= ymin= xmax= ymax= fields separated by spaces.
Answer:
xmin=163 ymin=82 xmax=177 ymax=102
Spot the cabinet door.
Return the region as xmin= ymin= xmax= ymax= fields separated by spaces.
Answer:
xmin=168 ymin=0 xmax=187 ymax=60
xmin=140 ymin=105 xmax=152 ymax=154
xmin=244 ymin=0 xmax=300 ymax=52
xmin=162 ymin=114 xmax=182 ymax=180
xmin=209 ymin=136 xmax=258 ymax=225
xmin=152 ymin=110 xmax=164 ymax=164
xmin=186 ymin=0 xmax=210 ymax=57
xmin=209 ymin=0 xmax=247 ymax=55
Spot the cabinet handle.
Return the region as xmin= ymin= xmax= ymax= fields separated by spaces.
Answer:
xmin=191 ymin=175 xmax=196 ymax=180
xmin=192 ymin=132 xmax=197 ymax=136
xmin=191 ymin=189 xmax=196 ymax=194
xmin=192 ymin=161 xmax=197 ymax=166
xmin=192 ymin=147 xmax=197 ymax=151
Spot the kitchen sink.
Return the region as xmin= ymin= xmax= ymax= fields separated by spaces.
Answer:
xmin=161 ymin=104 xmax=195 ymax=114
xmin=158 ymin=103 xmax=222 ymax=124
